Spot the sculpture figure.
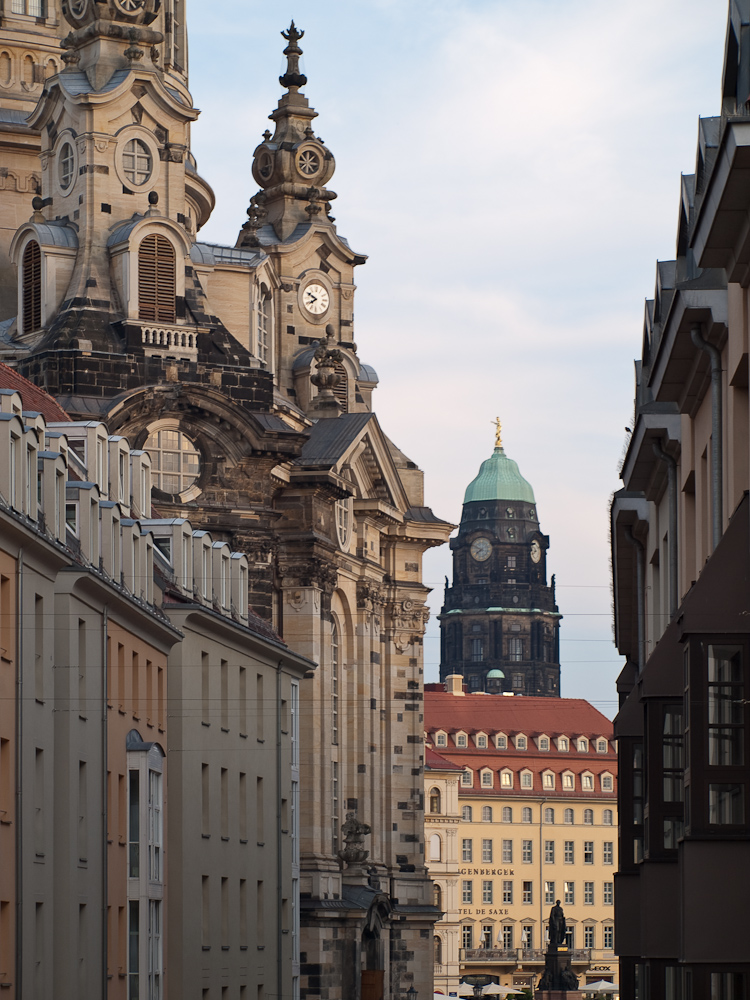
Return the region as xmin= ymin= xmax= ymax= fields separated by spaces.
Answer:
xmin=548 ymin=899 xmax=566 ymax=948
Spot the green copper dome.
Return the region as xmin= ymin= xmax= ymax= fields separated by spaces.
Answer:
xmin=463 ymin=447 xmax=536 ymax=505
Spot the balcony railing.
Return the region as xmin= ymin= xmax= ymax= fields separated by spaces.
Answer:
xmin=140 ymin=324 xmax=198 ymax=360
xmin=460 ymin=948 xmax=591 ymax=965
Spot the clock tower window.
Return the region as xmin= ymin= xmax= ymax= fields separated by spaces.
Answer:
xmin=471 ymin=639 xmax=484 ymax=662
xmin=257 ymin=286 xmax=272 ymax=366
xmin=11 ymin=0 xmax=45 ymax=14
xmin=22 ymin=241 xmax=41 ymax=334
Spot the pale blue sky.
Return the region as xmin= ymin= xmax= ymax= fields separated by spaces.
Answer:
xmin=186 ymin=1 xmax=727 ymax=716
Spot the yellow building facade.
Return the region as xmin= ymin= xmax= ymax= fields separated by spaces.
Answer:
xmin=425 ymin=679 xmax=619 ymax=993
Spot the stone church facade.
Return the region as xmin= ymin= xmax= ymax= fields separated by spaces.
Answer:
xmin=0 ymin=5 xmax=452 ymax=1000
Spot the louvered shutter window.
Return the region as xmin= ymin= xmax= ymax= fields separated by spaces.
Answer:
xmin=22 ymin=240 xmax=41 ymax=333
xmin=333 ymin=360 xmax=348 ymax=412
xmin=138 ymin=235 xmax=176 ymax=323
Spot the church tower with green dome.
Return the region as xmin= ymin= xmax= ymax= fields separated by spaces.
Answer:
xmin=439 ymin=422 xmax=561 ymax=695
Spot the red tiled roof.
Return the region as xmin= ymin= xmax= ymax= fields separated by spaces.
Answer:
xmin=425 ymin=691 xmax=613 ymax=740
xmin=0 ymin=364 xmax=71 ymax=423
xmin=425 ymin=746 xmax=465 ymax=771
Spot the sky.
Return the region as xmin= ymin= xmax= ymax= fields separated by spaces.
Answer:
xmin=185 ymin=0 xmax=728 ymax=719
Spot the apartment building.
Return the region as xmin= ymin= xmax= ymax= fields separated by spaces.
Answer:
xmin=425 ymin=679 xmax=618 ymax=993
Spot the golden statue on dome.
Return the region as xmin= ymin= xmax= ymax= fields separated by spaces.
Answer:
xmin=492 ymin=416 xmax=502 ymax=449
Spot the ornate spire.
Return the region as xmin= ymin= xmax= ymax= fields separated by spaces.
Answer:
xmin=279 ymin=21 xmax=307 ymax=90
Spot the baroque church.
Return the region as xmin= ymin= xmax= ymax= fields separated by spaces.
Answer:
xmin=439 ymin=425 xmax=561 ymax=696
xmin=0 ymin=3 xmax=452 ymax=999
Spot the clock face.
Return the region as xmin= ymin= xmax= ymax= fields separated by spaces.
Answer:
xmin=303 ymin=283 xmax=330 ymax=315
xmin=530 ymin=539 xmax=542 ymax=563
xmin=470 ymin=537 xmax=492 ymax=562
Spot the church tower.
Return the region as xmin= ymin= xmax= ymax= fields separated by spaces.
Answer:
xmin=439 ymin=423 xmax=561 ymax=695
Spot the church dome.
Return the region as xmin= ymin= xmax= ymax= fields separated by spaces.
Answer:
xmin=463 ymin=446 xmax=536 ymax=505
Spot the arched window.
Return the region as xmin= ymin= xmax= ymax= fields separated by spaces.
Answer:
xmin=429 ymin=834 xmax=441 ymax=861
xmin=603 ymin=808 xmax=613 ymax=826
xmin=257 ymin=286 xmax=271 ymax=365
xmin=331 ymin=619 xmax=339 ymax=746
xmin=564 ymin=808 xmax=574 ymax=825
xmin=482 ymin=806 xmax=492 ymax=822
xmin=429 ymin=787 xmax=441 ymax=814
xmin=138 ymin=234 xmax=176 ymax=323
xmin=22 ymin=240 xmax=41 ymax=333
xmin=434 ymin=935 xmax=442 ymax=966
xmin=544 ymin=807 xmax=555 ymax=824
xmin=461 ymin=805 xmax=472 ymax=822
xmin=584 ymin=808 xmax=594 ymax=825
xmin=502 ymin=806 xmax=512 ymax=823
xmin=433 ymin=883 xmax=442 ymax=909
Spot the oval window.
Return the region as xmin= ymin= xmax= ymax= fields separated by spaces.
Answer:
xmin=59 ymin=141 xmax=74 ymax=191
xmin=123 ymin=137 xmax=153 ymax=186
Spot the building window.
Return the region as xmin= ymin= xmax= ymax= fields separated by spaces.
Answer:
xmin=456 ymin=733 xmax=467 ymax=747
xmin=521 ymin=771 xmax=533 ymax=789
xmin=429 ymin=834 xmax=441 ymax=861
xmin=477 ymin=734 xmax=488 ymax=748
xmin=583 ymin=881 xmax=594 ymax=904
xmin=564 ymin=807 xmax=574 ymax=823
xmin=582 ymin=774 xmax=594 ymax=790
xmin=603 ymin=925 xmax=614 ymax=950
xmin=544 ymin=880 xmax=555 ymax=905
xmin=597 ymin=739 xmax=608 ymax=753
xmin=471 ymin=638 xmax=484 ymax=662
xmin=434 ymin=935 xmax=442 ymax=966
xmin=564 ymin=841 xmax=574 ymax=864
xmin=544 ymin=840 xmax=555 ymax=863
xmin=558 ymin=736 xmax=569 ymax=751
xmin=539 ymin=736 xmax=550 ymax=751
xmin=544 ymin=807 xmax=555 ymax=824
xmin=482 ymin=806 xmax=493 ymax=822
xmin=434 ymin=883 xmax=442 ymax=909
xmin=584 ymin=841 xmax=594 ymax=864
xmin=496 ymin=734 xmax=508 ymax=749
xmin=562 ymin=773 xmax=574 ymax=790
xmin=148 ymin=770 xmax=162 ymax=881
xmin=522 ymin=881 xmax=533 ymax=904
xmin=522 ymin=925 xmax=533 ymax=950
xmin=603 ymin=882 xmax=613 ymax=905
xmin=522 ymin=840 xmax=532 ymax=863
xmin=543 ymin=772 xmax=555 ymax=790
xmin=501 ymin=806 xmax=512 ymax=823
xmin=577 ymin=738 xmax=589 ymax=752
xmin=583 ymin=809 xmax=594 ymax=825
xmin=482 ymin=838 xmax=493 ymax=862
xmin=145 ymin=425 xmax=200 ymax=496
xmin=22 ymin=240 xmax=42 ymax=334
xmin=481 ymin=770 xmax=493 ymax=787
xmin=584 ymin=925 xmax=595 ymax=949
xmin=59 ymin=141 xmax=74 ymax=190
xmin=503 ymin=925 xmax=513 ymax=949
xmin=462 ymin=880 xmax=473 ymax=904
xmin=516 ymin=735 xmax=527 ymax=750
xmin=435 ymin=732 xmax=447 ymax=747
xmin=564 ymin=881 xmax=574 ymax=905
xmin=507 ymin=556 xmax=516 ymax=569
xmin=502 ymin=880 xmax=513 ymax=904
xmin=128 ymin=769 xmax=140 ymax=877
xmin=509 ymin=638 xmax=523 ymax=661
xmin=124 ymin=138 xmax=153 ymax=186
xmin=462 ymin=926 xmax=473 ymax=949
xmin=603 ymin=808 xmax=613 ymax=825
xmin=603 ymin=841 xmax=613 ymax=865
xmin=462 ymin=839 xmax=473 ymax=862
xmin=502 ymin=839 xmax=513 ymax=863
xmin=257 ymin=288 xmax=271 ymax=366
xmin=708 ymin=645 xmax=744 ymax=766
xmin=429 ymin=787 xmax=441 ymax=814
xmin=331 ymin=620 xmax=339 ymax=745
xmin=138 ymin=234 xmax=176 ymax=323
xmin=12 ymin=0 xmax=46 ymax=12
xmin=462 ymin=805 xmax=473 ymax=821
xmin=512 ymin=673 xmax=524 ymax=689
xmin=709 ymin=784 xmax=745 ymax=825
xmin=501 ymin=771 xmax=513 ymax=788
xmin=482 ymin=881 xmax=493 ymax=904
xmin=522 ymin=807 xmax=532 ymax=824
xmin=461 ymin=770 xmax=473 ymax=788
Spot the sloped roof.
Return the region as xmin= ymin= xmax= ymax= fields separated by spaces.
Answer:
xmin=464 ymin=446 xmax=535 ymax=504
xmin=0 ymin=364 xmax=71 ymax=422
xmin=425 ymin=746 xmax=465 ymax=771
xmin=425 ymin=691 xmax=612 ymax=741
xmin=294 ymin=412 xmax=373 ymax=466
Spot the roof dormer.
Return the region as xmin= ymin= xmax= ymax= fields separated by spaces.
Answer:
xmin=577 ymin=737 xmax=589 ymax=753
xmin=495 ymin=732 xmax=508 ymax=750
xmin=475 ymin=731 xmax=488 ymax=749
xmin=455 ymin=731 xmax=468 ymax=748
xmin=536 ymin=734 xmax=551 ymax=751
xmin=557 ymin=736 xmax=570 ymax=752
xmin=434 ymin=730 xmax=447 ymax=748
xmin=514 ymin=733 xmax=527 ymax=751
xmin=596 ymin=737 xmax=609 ymax=754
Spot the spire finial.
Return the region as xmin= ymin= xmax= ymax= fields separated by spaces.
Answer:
xmin=493 ymin=417 xmax=502 ymax=450
xmin=280 ymin=21 xmax=307 ymax=90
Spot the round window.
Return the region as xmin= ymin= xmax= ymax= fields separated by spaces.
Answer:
xmin=257 ymin=150 xmax=273 ymax=180
xmin=297 ymin=148 xmax=320 ymax=176
xmin=123 ymin=138 xmax=153 ymax=186
xmin=59 ymin=141 xmax=74 ymax=191
xmin=144 ymin=427 xmax=201 ymax=496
